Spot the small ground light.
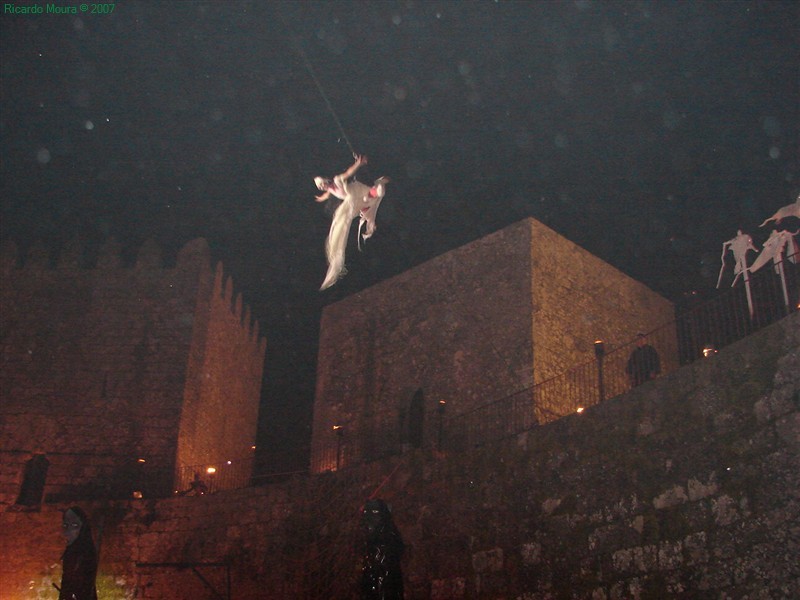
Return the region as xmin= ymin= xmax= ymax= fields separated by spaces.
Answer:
xmin=132 ymin=491 xmax=143 ymax=499
xmin=576 ymin=407 xmax=585 ymax=413
xmin=206 ymin=466 xmax=216 ymax=474
xmin=137 ymin=458 xmax=146 ymax=463
xmin=702 ymin=345 xmax=718 ymax=357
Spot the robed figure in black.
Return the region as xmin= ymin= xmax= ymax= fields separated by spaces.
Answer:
xmin=59 ymin=506 xmax=98 ymax=600
xmin=361 ymin=498 xmax=404 ymax=599
xmin=626 ymin=333 xmax=661 ymax=387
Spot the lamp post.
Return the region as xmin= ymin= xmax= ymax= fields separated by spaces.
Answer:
xmin=437 ymin=400 xmax=446 ymax=452
xmin=333 ymin=425 xmax=343 ymax=471
xmin=594 ymin=339 xmax=606 ymax=405
xmin=206 ymin=466 xmax=216 ymax=494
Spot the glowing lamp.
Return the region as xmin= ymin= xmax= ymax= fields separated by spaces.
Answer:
xmin=206 ymin=466 xmax=216 ymax=474
xmin=593 ymin=339 xmax=605 ymax=359
xmin=702 ymin=345 xmax=718 ymax=358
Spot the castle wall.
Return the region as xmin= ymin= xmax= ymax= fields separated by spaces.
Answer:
xmin=1 ymin=312 xmax=796 ymax=599
xmin=175 ymin=262 xmax=266 ymax=489
xmin=0 ymin=238 xmax=265 ymax=505
xmin=311 ymin=218 xmax=675 ymax=469
xmin=312 ymin=219 xmax=536 ymax=470
xmin=529 ymin=218 xmax=676 ymax=382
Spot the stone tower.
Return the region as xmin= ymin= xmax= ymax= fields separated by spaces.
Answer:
xmin=310 ymin=218 xmax=675 ymax=471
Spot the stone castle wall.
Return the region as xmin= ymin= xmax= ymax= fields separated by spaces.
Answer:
xmin=0 ymin=238 xmax=265 ymax=505
xmin=529 ymin=218 xmax=677 ymax=381
xmin=311 ymin=218 xmax=675 ymax=470
xmin=1 ymin=312 xmax=796 ymax=599
xmin=175 ymin=260 xmax=266 ymax=486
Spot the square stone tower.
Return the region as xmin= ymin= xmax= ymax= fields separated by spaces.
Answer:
xmin=311 ymin=218 xmax=675 ymax=471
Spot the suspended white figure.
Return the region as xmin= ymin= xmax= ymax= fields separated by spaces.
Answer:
xmin=717 ymin=230 xmax=757 ymax=288
xmin=749 ymin=228 xmax=799 ymax=311
xmin=749 ymin=229 xmax=799 ymax=274
xmin=717 ymin=229 xmax=758 ymax=317
xmin=759 ymin=196 xmax=800 ymax=227
xmin=314 ymin=154 xmax=389 ymax=290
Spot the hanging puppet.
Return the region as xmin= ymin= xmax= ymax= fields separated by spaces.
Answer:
xmin=749 ymin=228 xmax=799 ymax=311
xmin=314 ymin=153 xmax=389 ymax=290
xmin=717 ymin=229 xmax=757 ymax=317
xmin=717 ymin=230 xmax=757 ymax=288
xmin=759 ymin=195 xmax=800 ymax=228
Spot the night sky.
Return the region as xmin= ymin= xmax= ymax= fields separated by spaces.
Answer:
xmin=2 ymin=1 xmax=798 ymax=467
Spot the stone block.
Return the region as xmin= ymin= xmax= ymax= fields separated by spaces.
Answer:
xmin=653 ymin=485 xmax=688 ymax=509
xmin=472 ymin=547 xmax=503 ymax=573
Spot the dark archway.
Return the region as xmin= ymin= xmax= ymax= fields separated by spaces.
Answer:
xmin=15 ymin=454 xmax=49 ymax=508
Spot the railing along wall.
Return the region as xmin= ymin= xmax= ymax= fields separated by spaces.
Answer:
xmin=179 ymin=249 xmax=798 ymax=489
xmin=441 ymin=249 xmax=798 ymax=452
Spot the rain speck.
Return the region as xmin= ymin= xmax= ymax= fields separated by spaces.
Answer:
xmin=36 ymin=148 xmax=51 ymax=164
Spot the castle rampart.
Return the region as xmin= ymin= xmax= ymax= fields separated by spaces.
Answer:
xmin=0 ymin=237 xmax=265 ymax=506
xmin=0 ymin=311 xmax=796 ymax=598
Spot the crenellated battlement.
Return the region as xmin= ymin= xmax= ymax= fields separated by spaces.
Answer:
xmin=1 ymin=236 xmax=264 ymax=351
xmin=210 ymin=260 xmax=265 ymax=352
xmin=1 ymin=236 xmax=211 ymax=273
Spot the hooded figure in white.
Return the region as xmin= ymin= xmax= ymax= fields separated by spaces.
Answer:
xmin=314 ymin=154 xmax=389 ymax=290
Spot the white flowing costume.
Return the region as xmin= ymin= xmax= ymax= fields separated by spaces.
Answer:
xmin=319 ymin=174 xmax=388 ymax=290
xmin=759 ymin=197 xmax=800 ymax=227
xmin=749 ymin=229 xmax=799 ymax=273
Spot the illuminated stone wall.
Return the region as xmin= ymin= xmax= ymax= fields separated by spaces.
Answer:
xmin=0 ymin=312 xmax=795 ymax=599
xmin=0 ymin=238 xmax=265 ymax=506
xmin=174 ymin=260 xmax=266 ymax=488
xmin=310 ymin=218 xmax=674 ymax=471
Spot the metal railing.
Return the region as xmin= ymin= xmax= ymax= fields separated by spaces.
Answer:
xmin=441 ymin=249 xmax=798 ymax=451
xmin=174 ymin=458 xmax=257 ymax=495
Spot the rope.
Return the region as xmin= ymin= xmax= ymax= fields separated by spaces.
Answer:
xmin=368 ymin=458 xmax=405 ymax=500
xmin=275 ymin=5 xmax=356 ymax=156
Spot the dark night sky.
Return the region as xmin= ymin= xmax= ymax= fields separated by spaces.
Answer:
xmin=2 ymin=1 xmax=798 ymax=466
